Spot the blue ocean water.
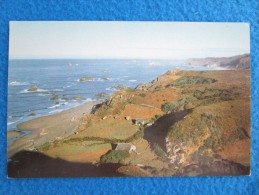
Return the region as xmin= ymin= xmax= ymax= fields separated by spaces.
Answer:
xmin=7 ymin=59 xmax=214 ymax=132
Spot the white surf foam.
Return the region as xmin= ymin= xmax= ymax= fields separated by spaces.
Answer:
xmin=105 ymin=87 xmax=120 ymax=92
xmin=7 ymin=118 xmax=22 ymax=126
xmin=20 ymin=88 xmax=48 ymax=94
xmin=38 ymin=93 xmax=51 ymax=96
xmin=48 ymin=109 xmax=63 ymax=114
xmin=8 ymin=81 xmax=29 ymax=86
xmin=53 ymin=89 xmax=64 ymax=92
xmin=7 ymin=122 xmax=16 ymax=126
xmin=84 ymin=98 xmax=95 ymax=102
xmin=48 ymin=104 xmax=60 ymax=109
xmin=129 ymin=80 xmax=137 ymax=82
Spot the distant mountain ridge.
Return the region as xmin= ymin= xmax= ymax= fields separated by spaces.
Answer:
xmin=186 ymin=54 xmax=250 ymax=69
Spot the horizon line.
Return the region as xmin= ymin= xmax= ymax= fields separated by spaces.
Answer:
xmin=9 ymin=53 xmax=250 ymax=61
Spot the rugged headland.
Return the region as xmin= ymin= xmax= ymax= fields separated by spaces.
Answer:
xmin=187 ymin=53 xmax=250 ymax=69
xmin=8 ymin=67 xmax=251 ymax=177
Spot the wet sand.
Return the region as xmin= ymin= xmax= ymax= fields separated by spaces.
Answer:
xmin=7 ymin=131 xmax=22 ymax=141
xmin=8 ymin=100 xmax=103 ymax=158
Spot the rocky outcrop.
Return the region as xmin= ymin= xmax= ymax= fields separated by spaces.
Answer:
xmin=136 ymin=82 xmax=152 ymax=91
xmin=136 ymin=69 xmax=183 ymax=91
xmin=50 ymin=95 xmax=59 ymax=101
xmin=96 ymin=93 xmax=110 ymax=99
xmin=28 ymin=86 xmax=38 ymax=92
xmin=27 ymin=113 xmax=36 ymax=117
xmin=106 ymin=94 xmax=128 ymax=107
xmin=165 ymin=138 xmax=187 ymax=167
xmin=72 ymin=97 xmax=86 ymax=101
xmin=60 ymin=96 xmax=86 ymax=101
xmin=79 ymin=76 xmax=93 ymax=82
xmin=111 ymin=84 xmax=130 ymax=91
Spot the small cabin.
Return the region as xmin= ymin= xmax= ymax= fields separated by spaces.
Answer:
xmin=114 ymin=143 xmax=136 ymax=153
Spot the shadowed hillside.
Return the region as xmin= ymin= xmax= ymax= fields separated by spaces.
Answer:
xmin=8 ymin=150 xmax=125 ymax=178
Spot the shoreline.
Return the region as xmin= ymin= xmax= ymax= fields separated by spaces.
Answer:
xmin=8 ymin=100 xmax=104 ymax=158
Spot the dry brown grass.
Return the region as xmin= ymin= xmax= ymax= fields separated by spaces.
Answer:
xmin=43 ymin=141 xmax=111 ymax=163
xmin=39 ymin=69 xmax=250 ymax=173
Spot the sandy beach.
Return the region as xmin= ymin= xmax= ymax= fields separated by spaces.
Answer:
xmin=8 ymin=100 xmax=103 ymax=158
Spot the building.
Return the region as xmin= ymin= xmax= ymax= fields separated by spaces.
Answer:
xmin=115 ymin=143 xmax=136 ymax=153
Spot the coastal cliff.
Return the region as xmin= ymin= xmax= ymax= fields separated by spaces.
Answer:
xmin=187 ymin=53 xmax=250 ymax=69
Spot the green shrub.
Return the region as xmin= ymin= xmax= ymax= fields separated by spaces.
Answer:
xmin=161 ymin=102 xmax=179 ymax=112
xmin=138 ymin=93 xmax=146 ymax=97
xmin=168 ymin=123 xmax=186 ymax=142
xmin=100 ymin=150 xmax=130 ymax=163
xmin=194 ymin=88 xmax=232 ymax=101
xmin=153 ymin=143 xmax=167 ymax=161
xmin=166 ymin=76 xmax=217 ymax=88
xmin=197 ymin=125 xmax=204 ymax=135
xmin=203 ymin=138 xmax=214 ymax=149
xmin=193 ymin=90 xmax=204 ymax=99
xmin=38 ymin=142 xmax=51 ymax=151
xmin=161 ymin=97 xmax=196 ymax=113
xmin=128 ymin=128 xmax=144 ymax=141
xmin=181 ymin=89 xmax=195 ymax=94
xmin=153 ymin=86 xmax=165 ymax=91
xmin=185 ymin=97 xmax=197 ymax=102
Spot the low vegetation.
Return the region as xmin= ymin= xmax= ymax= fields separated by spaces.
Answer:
xmin=161 ymin=102 xmax=180 ymax=113
xmin=161 ymin=97 xmax=196 ymax=113
xmin=37 ymin=142 xmax=51 ymax=151
xmin=193 ymin=88 xmax=232 ymax=100
xmin=153 ymin=143 xmax=168 ymax=161
xmin=100 ymin=150 xmax=130 ymax=163
xmin=166 ymin=76 xmax=217 ymax=88
xmin=138 ymin=93 xmax=146 ymax=97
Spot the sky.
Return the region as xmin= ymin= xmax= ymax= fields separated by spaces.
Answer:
xmin=9 ymin=21 xmax=250 ymax=59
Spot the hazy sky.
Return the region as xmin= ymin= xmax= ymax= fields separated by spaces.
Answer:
xmin=9 ymin=21 xmax=250 ymax=59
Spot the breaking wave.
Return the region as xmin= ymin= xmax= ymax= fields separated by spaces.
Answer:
xmin=48 ymin=109 xmax=64 ymax=114
xmin=19 ymin=88 xmax=48 ymax=94
xmin=105 ymin=87 xmax=120 ymax=92
xmin=8 ymin=81 xmax=29 ymax=86
xmin=129 ymin=80 xmax=137 ymax=82
xmin=48 ymin=104 xmax=60 ymax=109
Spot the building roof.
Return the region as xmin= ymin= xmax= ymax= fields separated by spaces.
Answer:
xmin=115 ymin=143 xmax=134 ymax=151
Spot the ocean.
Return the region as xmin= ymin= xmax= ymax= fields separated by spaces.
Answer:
xmin=8 ymin=59 xmax=214 ymax=132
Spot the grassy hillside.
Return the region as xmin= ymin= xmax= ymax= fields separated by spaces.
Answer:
xmin=37 ymin=69 xmax=251 ymax=176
